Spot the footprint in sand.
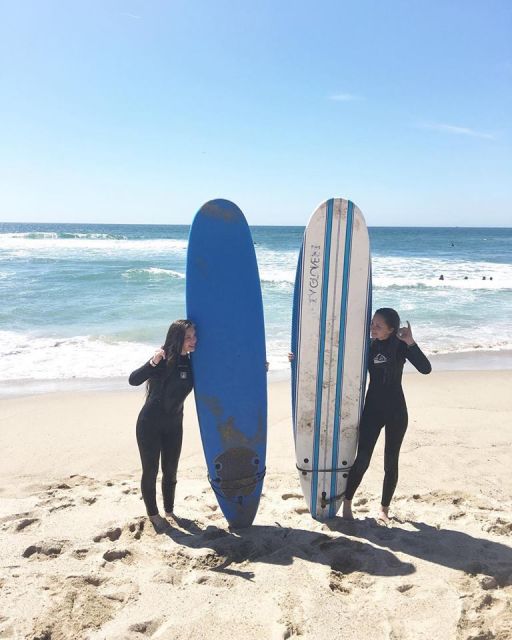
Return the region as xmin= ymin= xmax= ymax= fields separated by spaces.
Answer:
xmin=152 ymin=566 xmax=183 ymax=586
xmin=329 ymin=569 xmax=352 ymax=594
xmin=272 ymin=620 xmax=304 ymax=640
xmin=22 ymin=540 xmax=67 ymax=559
xmin=293 ymin=506 xmax=309 ymax=515
xmin=1 ymin=512 xmax=42 ymax=537
xmin=187 ymin=569 xmax=233 ymax=588
xmin=93 ymin=527 xmax=123 ymax=543
xmin=484 ymin=517 xmax=512 ymax=537
xmin=103 ymin=549 xmax=132 ymax=563
xmin=455 ymin=573 xmax=512 ymax=640
xmin=13 ymin=517 xmax=40 ymax=532
xmin=29 ymin=574 xmax=120 ymax=640
xmin=275 ymin=593 xmax=306 ymax=639
xmin=121 ymin=486 xmax=139 ymax=495
xmin=164 ymin=547 xmax=227 ymax=571
xmin=330 ymin=566 xmax=375 ymax=594
xmin=128 ymin=619 xmax=162 ymax=636
xmin=396 ymin=583 xmax=415 ymax=594
xmin=93 ymin=518 xmax=145 ymax=544
xmin=128 ymin=519 xmax=145 ymax=540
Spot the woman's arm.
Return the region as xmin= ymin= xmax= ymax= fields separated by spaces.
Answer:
xmin=129 ymin=349 xmax=166 ymax=386
xmin=397 ymin=321 xmax=432 ymax=374
xmin=129 ymin=361 xmax=156 ymax=386
xmin=405 ymin=343 xmax=432 ymax=374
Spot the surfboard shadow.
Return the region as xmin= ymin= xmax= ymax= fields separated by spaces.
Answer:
xmin=328 ymin=517 xmax=512 ymax=585
xmin=162 ymin=518 xmax=415 ymax=581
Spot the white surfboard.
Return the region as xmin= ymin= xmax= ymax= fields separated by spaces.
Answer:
xmin=291 ymin=198 xmax=372 ymax=520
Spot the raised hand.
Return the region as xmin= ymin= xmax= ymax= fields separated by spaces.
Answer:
xmin=152 ymin=348 xmax=166 ymax=364
xmin=397 ymin=321 xmax=415 ymax=346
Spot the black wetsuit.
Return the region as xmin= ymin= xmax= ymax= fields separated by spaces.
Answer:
xmin=129 ymin=355 xmax=193 ymax=516
xmin=345 ymin=336 xmax=431 ymax=507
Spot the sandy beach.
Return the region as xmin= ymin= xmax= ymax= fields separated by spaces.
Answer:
xmin=1 ymin=369 xmax=511 ymax=640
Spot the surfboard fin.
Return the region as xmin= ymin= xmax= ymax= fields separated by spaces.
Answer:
xmin=320 ymin=491 xmax=346 ymax=509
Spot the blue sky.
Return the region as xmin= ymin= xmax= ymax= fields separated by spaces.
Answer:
xmin=1 ymin=1 xmax=511 ymax=226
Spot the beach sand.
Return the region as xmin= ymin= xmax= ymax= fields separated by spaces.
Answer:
xmin=1 ymin=370 xmax=511 ymax=640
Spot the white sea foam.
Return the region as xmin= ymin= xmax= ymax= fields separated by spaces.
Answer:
xmin=1 ymin=231 xmax=126 ymax=240
xmin=0 ymin=235 xmax=188 ymax=258
xmin=373 ymin=276 xmax=511 ymax=290
xmin=372 ymin=255 xmax=512 ymax=285
xmin=0 ymin=331 xmax=154 ymax=381
xmin=1 ymin=318 xmax=511 ymax=384
xmin=259 ymin=269 xmax=295 ymax=286
xmin=122 ymin=268 xmax=185 ymax=279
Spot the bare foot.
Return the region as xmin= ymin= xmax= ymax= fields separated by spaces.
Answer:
xmin=165 ymin=511 xmax=178 ymax=521
xmin=376 ymin=506 xmax=391 ymax=526
xmin=149 ymin=514 xmax=169 ymax=533
xmin=342 ymin=499 xmax=354 ymax=520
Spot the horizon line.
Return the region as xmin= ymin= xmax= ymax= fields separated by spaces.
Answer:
xmin=1 ymin=220 xmax=511 ymax=230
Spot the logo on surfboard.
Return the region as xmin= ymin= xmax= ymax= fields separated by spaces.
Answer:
xmin=308 ymin=245 xmax=321 ymax=304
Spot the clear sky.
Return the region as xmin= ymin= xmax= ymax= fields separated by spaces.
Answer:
xmin=1 ymin=1 xmax=511 ymax=226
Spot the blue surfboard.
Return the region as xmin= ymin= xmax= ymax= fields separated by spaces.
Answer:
xmin=186 ymin=199 xmax=267 ymax=528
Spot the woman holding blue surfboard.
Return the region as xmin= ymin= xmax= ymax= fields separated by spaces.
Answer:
xmin=343 ymin=308 xmax=431 ymax=524
xmin=129 ymin=320 xmax=196 ymax=530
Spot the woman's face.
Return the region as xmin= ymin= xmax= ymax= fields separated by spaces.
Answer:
xmin=370 ymin=313 xmax=394 ymax=341
xmin=182 ymin=327 xmax=197 ymax=354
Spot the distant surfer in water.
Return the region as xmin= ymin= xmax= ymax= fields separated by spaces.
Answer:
xmin=342 ymin=308 xmax=431 ymax=525
xmin=129 ymin=320 xmax=196 ymax=532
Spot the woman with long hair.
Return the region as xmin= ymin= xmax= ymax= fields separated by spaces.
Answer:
xmin=129 ymin=320 xmax=196 ymax=530
xmin=343 ymin=308 xmax=431 ymax=524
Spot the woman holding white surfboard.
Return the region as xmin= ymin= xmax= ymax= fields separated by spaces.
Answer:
xmin=342 ymin=308 xmax=431 ymax=524
xmin=129 ymin=320 xmax=196 ymax=531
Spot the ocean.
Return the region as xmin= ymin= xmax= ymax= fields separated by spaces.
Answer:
xmin=1 ymin=222 xmax=511 ymax=393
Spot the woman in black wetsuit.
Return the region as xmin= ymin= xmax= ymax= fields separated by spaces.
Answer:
xmin=343 ymin=307 xmax=431 ymax=524
xmin=129 ymin=320 xmax=196 ymax=530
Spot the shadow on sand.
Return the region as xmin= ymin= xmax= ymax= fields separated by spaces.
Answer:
xmin=325 ymin=517 xmax=512 ymax=585
xmin=155 ymin=515 xmax=415 ymax=582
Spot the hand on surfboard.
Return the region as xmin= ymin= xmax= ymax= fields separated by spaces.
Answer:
xmin=397 ymin=321 xmax=415 ymax=346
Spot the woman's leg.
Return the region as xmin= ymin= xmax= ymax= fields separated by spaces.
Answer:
xmin=136 ymin=416 xmax=161 ymax=517
xmin=381 ymin=407 xmax=408 ymax=510
xmin=343 ymin=407 xmax=385 ymax=516
xmin=160 ymin=417 xmax=184 ymax=515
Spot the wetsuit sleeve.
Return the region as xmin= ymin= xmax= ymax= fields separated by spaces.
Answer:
xmin=405 ymin=344 xmax=432 ymax=374
xmin=129 ymin=361 xmax=157 ymax=386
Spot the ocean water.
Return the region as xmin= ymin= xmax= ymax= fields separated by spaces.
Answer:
xmin=1 ymin=222 xmax=511 ymax=390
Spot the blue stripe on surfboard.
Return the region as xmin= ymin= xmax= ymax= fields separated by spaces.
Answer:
xmin=359 ymin=263 xmax=372 ymax=417
xmin=311 ymin=200 xmax=334 ymax=517
xmin=355 ymin=255 xmax=372 ymax=464
xmin=329 ymin=200 xmax=354 ymax=518
xmin=291 ymin=244 xmax=304 ymax=437
xmin=323 ymin=206 xmax=342 ymax=517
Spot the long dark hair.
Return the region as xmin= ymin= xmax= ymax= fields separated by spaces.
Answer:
xmin=162 ymin=319 xmax=195 ymax=369
xmin=372 ymin=308 xmax=401 ymax=385
xmin=146 ymin=319 xmax=194 ymax=396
